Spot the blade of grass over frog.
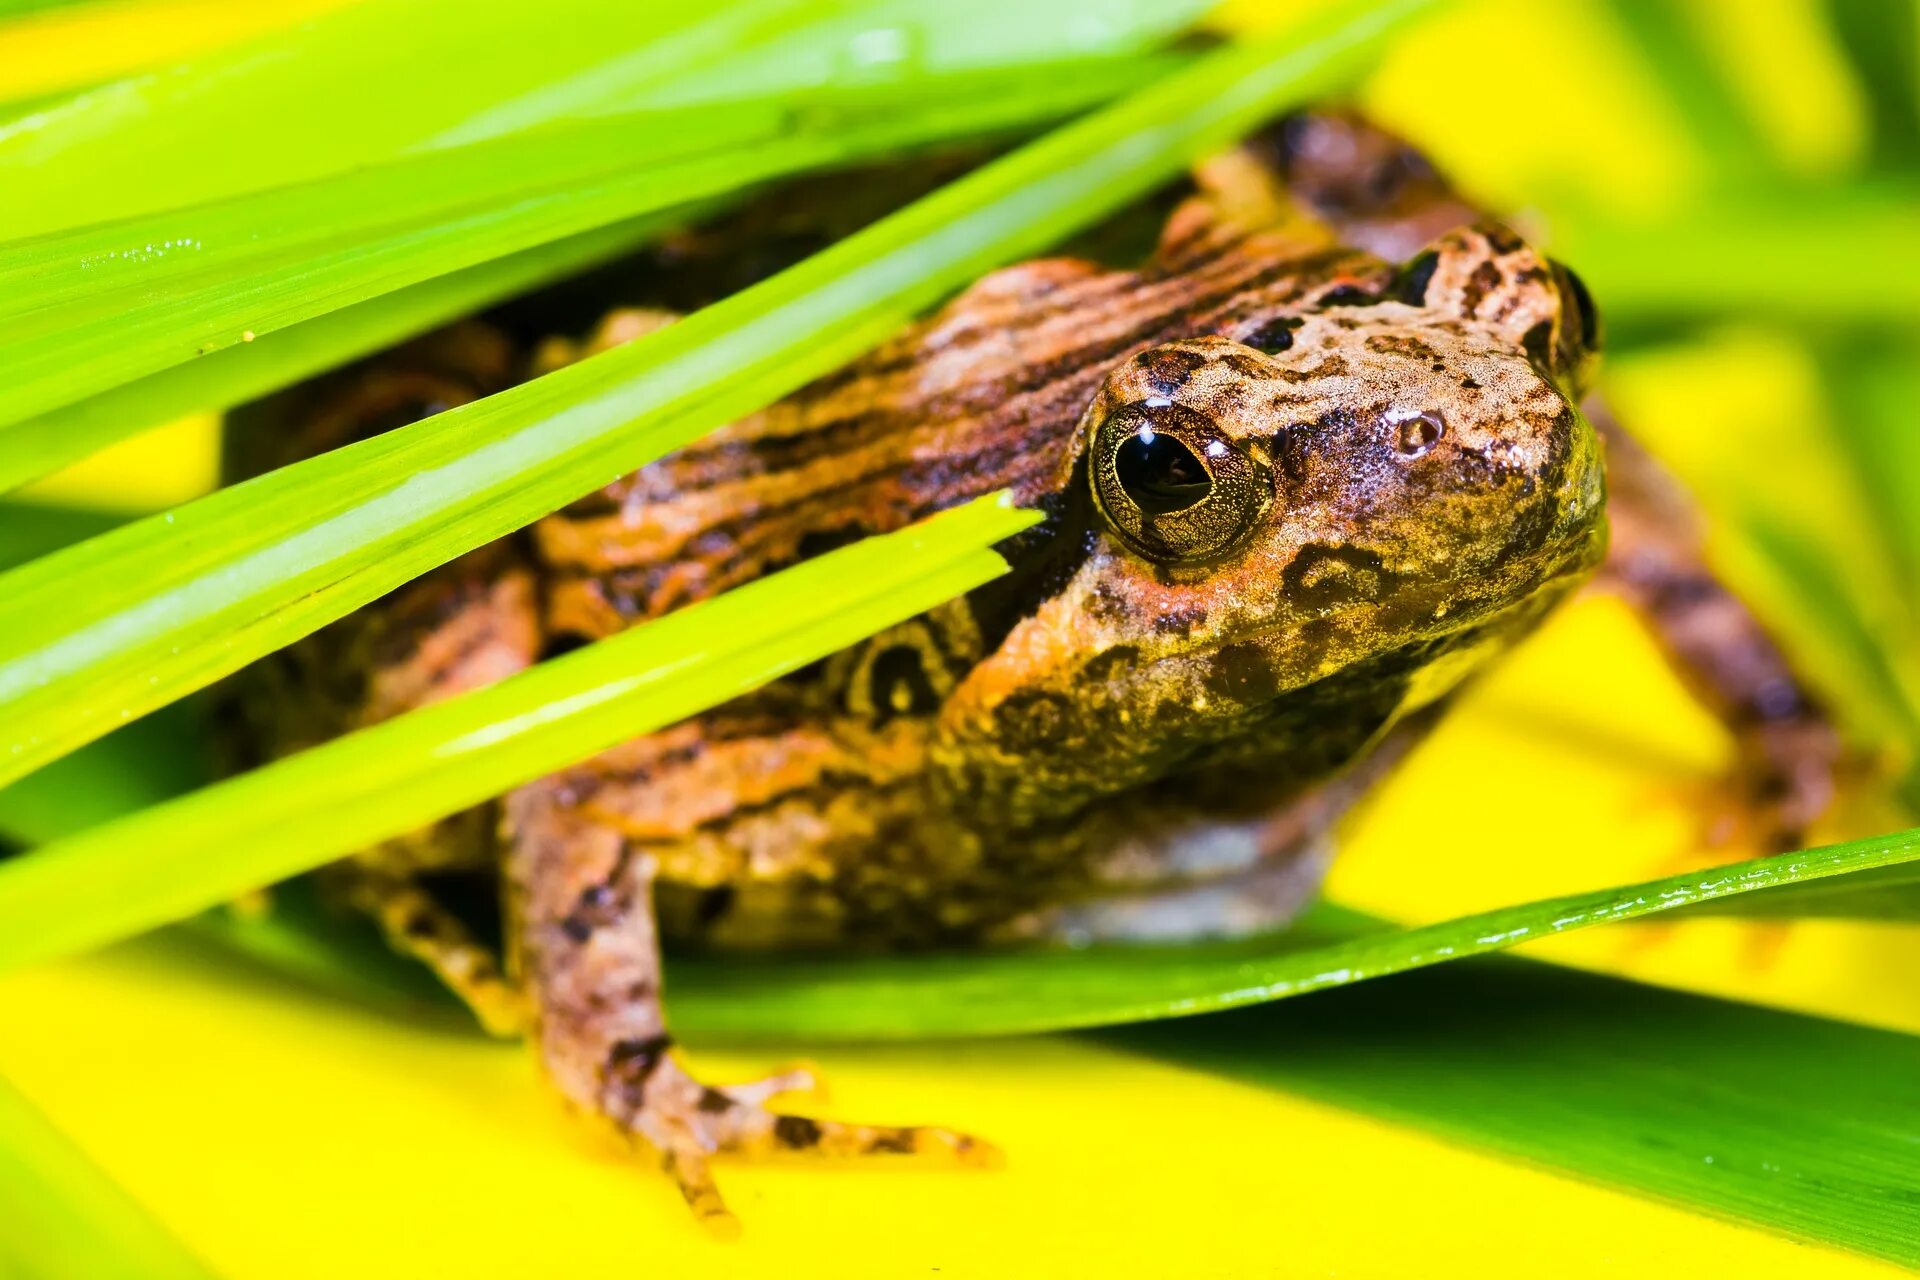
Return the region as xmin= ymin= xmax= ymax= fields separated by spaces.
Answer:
xmin=1108 ymin=959 xmax=1920 ymax=1268
xmin=0 ymin=215 xmax=684 ymax=494
xmin=426 ymin=0 xmax=1213 ymax=146
xmin=0 ymin=0 xmax=1440 ymax=789
xmin=659 ymin=824 xmax=1920 ymax=1041
xmin=0 ymin=1074 xmax=218 ymax=1280
xmin=0 ymin=53 xmax=1160 ymax=320
xmin=0 ymin=58 xmax=1162 ymax=435
xmin=0 ymin=0 xmax=1206 ymax=238
xmin=0 ymin=496 xmax=1035 ymax=973
xmin=0 ymin=0 xmax=817 ymax=236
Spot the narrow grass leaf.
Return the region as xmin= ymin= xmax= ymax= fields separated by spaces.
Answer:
xmin=0 ymin=58 xmax=1165 ymax=441
xmin=0 ymin=495 xmax=1036 ymax=973
xmin=0 ymin=216 xmax=680 ymax=493
xmin=0 ymin=1 xmax=1440 ymax=790
xmin=659 ymin=825 xmax=1920 ymax=1040
xmin=0 ymin=0 xmax=1207 ymax=237
xmin=1111 ymin=958 xmax=1920 ymax=1268
xmin=0 ymin=1073 xmax=217 ymax=1280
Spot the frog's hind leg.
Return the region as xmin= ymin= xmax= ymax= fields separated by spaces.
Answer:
xmin=329 ymin=864 xmax=527 ymax=1037
xmin=503 ymin=777 xmax=995 ymax=1233
xmin=1588 ymin=403 xmax=1847 ymax=860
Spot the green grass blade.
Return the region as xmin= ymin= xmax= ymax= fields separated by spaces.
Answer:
xmin=0 ymin=2 xmax=1438 ymax=790
xmin=0 ymin=0 xmax=1208 ymax=238
xmin=658 ymin=826 xmax=1920 ymax=1040
xmin=0 ymin=1074 xmax=217 ymax=1280
xmin=1109 ymin=958 xmax=1920 ymax=1268
xmin=0 ymin=215 xmax=682 ymax=494
xmin=0 ymin=495 xmax=1036 ymax=973
xmin=0 ymin=57 xmax=1157 ymax=450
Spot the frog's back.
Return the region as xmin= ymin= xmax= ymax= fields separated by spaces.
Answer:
xmin=226 ymin=111 xmax=1605 ymax=949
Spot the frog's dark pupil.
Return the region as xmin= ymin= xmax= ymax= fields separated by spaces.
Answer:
xmin=1115 ymin=430 xmax=1211 ymax=514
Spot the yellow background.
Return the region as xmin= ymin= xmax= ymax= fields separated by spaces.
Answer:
xmin=4 ymin=0 xmax=1918 ymax=1276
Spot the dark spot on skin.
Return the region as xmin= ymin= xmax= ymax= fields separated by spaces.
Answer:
xmin=993 ymin=689 xmax=1074 ymax=750
xmin=1242 ymin=315 xmax=1302 ymax=354
xmin=604 ymin=1034 xmax=672 ymax=1110
xmin=1316 ymin=283 xmax=1377 ymax=308
xmin=1152 ymin=604 xmax=1208 ymax=637
xmin=1483 ymin=224 xmax=1524 ymax=254
xmin=1392 ymin=250 xmax=1439 ymax=305
xmin=627 ymin=980 xmax=654 ymax=1002
xmin=1204 ymin=641 xmax=1283 ymax=704
xmin=868 ymin=1132 xmax=917 ymax=1154
xmin=1276 ymin=355 xmax=1348 ymax=384
xmin=1082 ymin=644 xmax=1142 ymax=683
xmin=1222 ymin=352 xmax=1271 ymax=379
xmin=560 ymin=914 xmax=593 ymax=943
xmin=697 ymin=1088 xmax=735 ymax=1114
xmin=1460 ymin=376 xmax=1480 ymax=390
xmin=1282 ymin=544 xmax=1394 ymax=610
xmin=869 ymin=644 xmax=940 ymax=724
xmin=774 ymin=1115 xmax=824 ymax=1150
xmin=404 ymin=913 xmax=439 ymax=939
xmin=1364 ymin=333 xmax=1440 ymax=362
xmin=1141 ymin=346 xmax=1206 ymax=395
xmin=1460 ymin=260 xmax=1503 ymax=314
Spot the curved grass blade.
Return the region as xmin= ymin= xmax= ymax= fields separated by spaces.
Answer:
xmin=0 ymin=215 xmax=682 ymax=493
xmin=0 ymin=1 xmax=1440 ymax=790
xmin=660 ymin=825 xmax=1920 ymax=1040
xmin=0 ymin=1073 xmax=217 ymax=1280
xmin=1112 ymin=958 xmax=1920 ymax=1268
xmin=0 ymin=495 xmax=1036 ymax=974
xmin=0 ymin=0 xmax=1207 ymax=239
xmin=0 ymin=57 xmax=1162 ymax=450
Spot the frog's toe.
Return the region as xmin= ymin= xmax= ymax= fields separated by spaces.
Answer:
xmin=625 ymin=1056 xmax=997 ymax=1230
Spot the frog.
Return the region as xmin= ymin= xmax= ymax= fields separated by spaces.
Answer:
xmin=225 ymin=109 xmax=1840 ymax=1231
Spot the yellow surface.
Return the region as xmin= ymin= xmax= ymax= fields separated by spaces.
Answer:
xmin=0 ymin=0 xmax=359 ymax=105
xmin=6 ymin=0 xmax=1918 ymax=1276
xmin=2 ymin=599 xmax=1916 ymax=1278
xmin=16 ymin=413 xmax=221 ymax=512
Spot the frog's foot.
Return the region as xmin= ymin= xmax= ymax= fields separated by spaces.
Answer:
xmin=608 ymin=1053 xmax=998 ymax=1235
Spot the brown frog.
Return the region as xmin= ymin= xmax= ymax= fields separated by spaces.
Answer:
xmin=227 ymin=110 xmax=1839 ymax=1229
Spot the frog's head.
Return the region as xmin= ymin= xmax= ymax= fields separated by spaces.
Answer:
xmin=940 ymin=224 xmax=1606 ymax=816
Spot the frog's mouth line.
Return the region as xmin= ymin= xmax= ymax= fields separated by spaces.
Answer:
xmin=1171 ymin=520 xmax=1608 ymax=697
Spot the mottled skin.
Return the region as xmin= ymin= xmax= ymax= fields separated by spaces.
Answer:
xmin=227 ymin=111 xmax=1837 ymax=1228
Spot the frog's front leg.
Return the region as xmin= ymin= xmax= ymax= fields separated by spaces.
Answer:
xmin=1591 ymin=405 xmax=1845 ymax=853
xmin=502 ymin=776 xmax=993 ymax=1232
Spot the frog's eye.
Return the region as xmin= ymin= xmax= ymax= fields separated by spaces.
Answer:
xmin=1091 ymin=401 xmax=1270 ymax=563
